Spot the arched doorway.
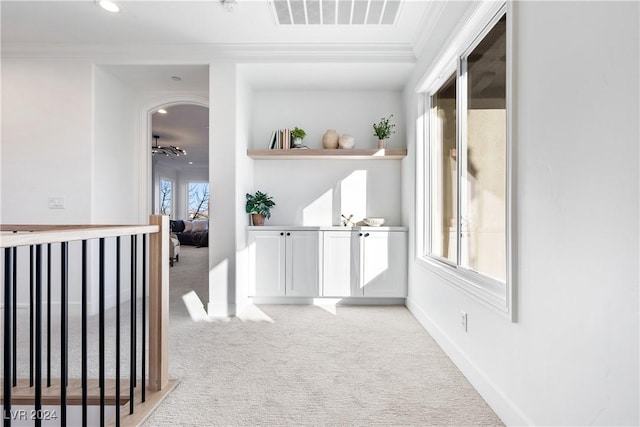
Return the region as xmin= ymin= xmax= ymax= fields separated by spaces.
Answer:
xmin=140 ymin=96 xmax=211 ymax=311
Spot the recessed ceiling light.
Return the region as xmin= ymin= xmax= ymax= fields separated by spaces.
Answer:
xmin=171 ymin=76 xmax=182 ymax=82
xmin=157 ymin=109 xmax=167 ymax=114
xmin=97 ymin=0 xmax=120 ymax=13
xmin=220 ymin=0 xmax=238 ymax=12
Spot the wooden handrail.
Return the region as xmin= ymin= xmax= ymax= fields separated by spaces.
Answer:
xmin=0 ymin=224 xmax=159 ymax=248
xmin=148 ymin=215 xmax=169 ymax=391
xmin=0 ymin=216 xmax=173 ymax=425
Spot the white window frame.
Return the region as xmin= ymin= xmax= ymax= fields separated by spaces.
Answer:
xmin=159 ymin=178 xmax=174 ymax=218
xmin=416 ymin=1 xmax=515 ymax=320
xmin=187 ymin=180 xmax=210 ymax=220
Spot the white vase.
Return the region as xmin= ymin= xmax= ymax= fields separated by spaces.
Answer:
xmin=338 ymin=134 xmax=356 ymax=149
xmin=322 ymin=129 xmax=339 ymax=149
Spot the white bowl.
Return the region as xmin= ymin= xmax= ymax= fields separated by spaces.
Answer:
xmin=364 ymin=218 xmax=385 ymax=227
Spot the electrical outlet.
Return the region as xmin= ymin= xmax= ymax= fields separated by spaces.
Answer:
xmin=48 ymin=197 xmax=65 ymax=209
xmin=460 ymin=311 xmax=468 ymax=332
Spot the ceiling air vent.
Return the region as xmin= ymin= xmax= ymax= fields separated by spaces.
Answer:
xmin=270 ymin=0 xmax=401 ymax=25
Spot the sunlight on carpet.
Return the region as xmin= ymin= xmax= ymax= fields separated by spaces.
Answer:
xmin=236 ymin=304 xmax=275 ymax=323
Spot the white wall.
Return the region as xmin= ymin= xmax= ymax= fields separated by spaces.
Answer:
xmin=250 ymin=89 xmax=405 ymax=227
xmin=1 ymin=59 xmax=94 ymax=224
xmin=251 ymin=90 xmax=404 ymax=150
xmin=208 ymin=62 xmax=238 ymax=317
xmin=253 ymin=160 xmax=402 ymax=226
xmin=234 ymin=68 xmax=255 ymax=310
xmin=0 ymin=60 xmax=198 ymax=314
xmin=92 ymin=66 xmax=139 ymax=224
xmin=404 ymin=2 xmax=639 ymax=425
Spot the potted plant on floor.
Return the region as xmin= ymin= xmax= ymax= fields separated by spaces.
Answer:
xmin=246 ymin=191 xmax=276 ymax=226
xmin=373 ymin=114 xmax=396 ymax=149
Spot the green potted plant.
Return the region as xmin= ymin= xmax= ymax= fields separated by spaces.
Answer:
xmin=291 ymin=126 xmax=307 ymax=148
xmin=245 ymin=191 xmax=276 ymax=226
xmin=373 ymin=114 xmax=396 ymax=149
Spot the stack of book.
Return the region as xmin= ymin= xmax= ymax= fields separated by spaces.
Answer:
xmin=267 ymin=129 xmax=309 ymax=149
xmin=268 ymin=129 xmax=290 ymax=149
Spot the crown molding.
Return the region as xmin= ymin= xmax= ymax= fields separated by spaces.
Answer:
xmin=1 ymin=42 xmax=417 ymax=63
xmin=411 ymin=0 xmax=449 ymax=57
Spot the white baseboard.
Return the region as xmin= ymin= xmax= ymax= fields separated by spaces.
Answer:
xmin=405 ymin=297 xmax=531 ymax=426
xmin=250 ymin=296 xmax=406 ymax=305
xmin=2 ymin=302 xmax=86 ymax=317
xmin=207 ymin=302 xmax=235 ymax=318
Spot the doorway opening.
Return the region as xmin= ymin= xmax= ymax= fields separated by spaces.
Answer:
xmin=150 ymin=103 xmax=211 ymax=313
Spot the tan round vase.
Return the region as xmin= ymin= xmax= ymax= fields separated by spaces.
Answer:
xmin=322 ymin=129 xmax=339 ymax=149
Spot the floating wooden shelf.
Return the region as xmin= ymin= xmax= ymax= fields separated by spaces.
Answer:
xmin=247 ymin=148 xmax=407 ymax=160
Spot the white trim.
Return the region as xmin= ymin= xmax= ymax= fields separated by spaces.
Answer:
xmin=505 ymin=1 xmax=516 ymax=322
xmin=186 ymin=180 xmax=210 ymax=220
xmin=208 ymin=302 xmax=235 ymax=318
xmin=415 ymin=2 xmax=514 ymax=320
xmin=405 ymin=297 xmax=531 ymax=426
xmin=138 ymin=95 xmax=209 ymax=224
xmin=3 ymin=302 xmax=91 ymax=317
xmin=411 ymin=0 xmax=448 ymax=57
xmin=415 ymin=256 xmax=508 ymax=316
xmin=250 ymin=296 xmax=406 ymax=305
xmin=159 ymin=177 xmax=174 ymax=218
xmin=415 ymin=1 xmax=501 ymax=94
xmin=1 ymin=43 xmax=417 ymax=62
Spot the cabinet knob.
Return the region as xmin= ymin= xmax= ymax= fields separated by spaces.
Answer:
xmin=286 ymin=232 xmax=291 ymax=236
xmin=280 ymin=232 xmax=284 ymax=236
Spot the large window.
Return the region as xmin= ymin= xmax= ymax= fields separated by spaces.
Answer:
xmin=430 ymin=73 xmax=457 ymax=264
xmin=421 ymin=7 xmax=511 ymax=314
xmin=188 ymin=181 xmax=210 ymax=219
xmin=159 ymin=178 xmax=173 ymax=217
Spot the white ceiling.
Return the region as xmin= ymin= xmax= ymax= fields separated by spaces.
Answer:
xmin=152 ymin=104 xmax=209 ymax=169
xmin=2 ymin=0 xmax=446 ymax=172
xmin=1 ymin=0 xmax=433 ymax=48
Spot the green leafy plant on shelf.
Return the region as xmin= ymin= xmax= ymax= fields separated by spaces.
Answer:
xmin=245 ymin=191 xmax=276 ymax=226
xmin=373 ymin=114 xmax=396 ymax=140
xmin=291 ymin=127 xmax=307 ymax=140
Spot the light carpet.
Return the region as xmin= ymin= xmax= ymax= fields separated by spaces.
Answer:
xmin=142 ymin=246 xmax=503 ymax=426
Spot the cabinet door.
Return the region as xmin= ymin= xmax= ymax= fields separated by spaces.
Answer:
xmin=361 ymin=231 xmax=407 ymax=297
xmin=322 ymin=231 xmax=360 ymax=297
xmin=285 ymin=231 xmax=320 ymax=297
xmin=248 ymin=231 xmax=286 ymax=297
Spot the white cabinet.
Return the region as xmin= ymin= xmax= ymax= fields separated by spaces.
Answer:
xmin=322 ymin=230 xmax=359 ymax=297
xmin=248 ymin=230 xmax=320 ymax=297
xmin=322 ymin=230 xmax=407 ymax=298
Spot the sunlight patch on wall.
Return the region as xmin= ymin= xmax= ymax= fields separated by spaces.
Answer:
xmin=303 ymin=188 xmax=333 ymax=226
xmin=340 ymin=170 xmax=367 ymax=224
